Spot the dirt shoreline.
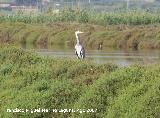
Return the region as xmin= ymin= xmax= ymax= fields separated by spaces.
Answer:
xmin=0 ymin=22 xmax=160 ymax=49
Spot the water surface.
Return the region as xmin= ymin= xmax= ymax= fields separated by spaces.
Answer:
xmin=23 ymin=45 xmax=160 ymax=66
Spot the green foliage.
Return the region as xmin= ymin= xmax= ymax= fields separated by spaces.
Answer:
xmin=77 ymin=9 xmax=89 ymax=23
xmin=60 ymin=8 xmax=76 ymax=22
xmin=1 ymin=9 xmax=160 ymax=25
xmin=71 ymin=65 xmax=160 ymax=118
xmin=0 ymin=47 xmax=117 ymax=118
xmin=0 ymin=47 xmax=160 ymax=118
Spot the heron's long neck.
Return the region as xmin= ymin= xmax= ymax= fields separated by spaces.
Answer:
xmin=76 ymin=33 xmax=80 ymax=44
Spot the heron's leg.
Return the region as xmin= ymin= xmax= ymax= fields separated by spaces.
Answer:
xmin=75 ymin=50 xmax=80 ymax=59
xmin=80 ymin=50 xmax=85 ymax=59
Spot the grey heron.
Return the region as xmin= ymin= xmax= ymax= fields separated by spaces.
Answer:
xmin=75 ymin=31 xmax=85 ymax=59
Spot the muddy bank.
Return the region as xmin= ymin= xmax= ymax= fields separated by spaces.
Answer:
xmin=0 ymin=22 xmax=160 ymax=49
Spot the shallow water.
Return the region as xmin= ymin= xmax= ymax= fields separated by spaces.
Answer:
xmin=23 ymin=45 xmax=160 ymax=67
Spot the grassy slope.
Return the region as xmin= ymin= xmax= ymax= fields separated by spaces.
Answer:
xmin=0 ymin=22 xmax=160 ymax=49
xmin=0 ymin=47 xmax=160 ymax=118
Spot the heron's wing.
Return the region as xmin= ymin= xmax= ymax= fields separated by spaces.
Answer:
xmin=80 ymin=47 xmax=85 ymax=58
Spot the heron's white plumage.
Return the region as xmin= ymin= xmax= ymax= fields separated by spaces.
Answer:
xmin=75 ymin=44 xmax=85 ymax=58
xmin=75 ymin=31 xmax=85 ymax=59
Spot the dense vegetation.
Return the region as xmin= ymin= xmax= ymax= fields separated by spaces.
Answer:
xmin=0 ymin=47 xmax=160 ymax=118
xmin=1 ymin=9 xmax=160 ymax=49
xmin=0 ymin=22 xmax=160 ymax=49
xmin=1 ymin=9 xmax=160 ymax=25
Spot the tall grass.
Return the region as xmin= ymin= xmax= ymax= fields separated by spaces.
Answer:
xmin=0 ymin=47 xmax=160 ymax=117
xmin=1 ymin=9 xmax=160 ymax=25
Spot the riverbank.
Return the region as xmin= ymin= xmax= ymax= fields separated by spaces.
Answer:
xmin=0 ymin=22 xmax=160 ymax=50
xmin=0 ymin=47 xmax=160 ymax=117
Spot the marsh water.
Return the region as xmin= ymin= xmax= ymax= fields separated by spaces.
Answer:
xmin=23 ymin=44 xmax=160 ymax=67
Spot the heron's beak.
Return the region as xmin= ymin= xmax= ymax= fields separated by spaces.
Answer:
xmin=79 ymin=31 xmax=84 ymax=34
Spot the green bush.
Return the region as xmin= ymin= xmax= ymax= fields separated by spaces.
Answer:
xmin=0 ymin=47 xmax=160 ymax=118
xmin=1 ymin=9 xmax=160 ymax=25
xmin=0 ymin=47 xmax=117 ymax=118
